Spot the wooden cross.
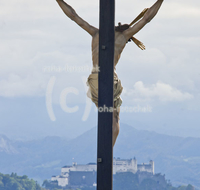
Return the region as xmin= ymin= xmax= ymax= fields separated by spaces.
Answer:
xmin=97 ymin=0 xmax=115 ymax=189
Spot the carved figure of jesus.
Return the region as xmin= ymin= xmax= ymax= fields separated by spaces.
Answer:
xmin=56 ymin=0 xmax=164 ymax=146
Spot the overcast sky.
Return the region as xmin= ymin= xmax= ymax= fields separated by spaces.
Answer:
xmin=0 ymin=0 xmax=200 ymax=140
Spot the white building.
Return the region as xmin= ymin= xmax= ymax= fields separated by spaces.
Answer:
xmin=137 ymin=160 xmax=154 ymax=174
xmin=51 ymin=175 xmax=68 ymax=187
xmin=51 ymin=158 xmax=154 ymax=187
xmin=113 ymin=157 xmax=137 ymax=174
xmin=61 ymin=162 xmax=96 ymax=177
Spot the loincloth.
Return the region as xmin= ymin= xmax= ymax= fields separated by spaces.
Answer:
xmin=87 ymin=72 xmax=123 ymax=108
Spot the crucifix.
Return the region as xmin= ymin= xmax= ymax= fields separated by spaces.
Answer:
xmin=56 ymin=0 xmax=164 ymax=189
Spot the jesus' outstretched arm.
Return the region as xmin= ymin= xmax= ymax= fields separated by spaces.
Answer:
xmin=123 ymin=0 xmax=164 ymax=41
xmin=56 ymin=0 xmax=98 ymax=36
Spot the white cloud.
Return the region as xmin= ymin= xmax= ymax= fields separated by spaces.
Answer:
xmin=0 ymin=73 xmax=47 ymax=97
xmin=124 ymin=81 xmax=193 ymax=102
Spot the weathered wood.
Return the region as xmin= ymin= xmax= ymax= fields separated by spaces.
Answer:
xmin=97 ymin=0 xmax=115 ymax=189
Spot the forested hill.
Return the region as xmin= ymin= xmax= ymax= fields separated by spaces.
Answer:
xmin=0 ymin=172 xmax=43 ymax=190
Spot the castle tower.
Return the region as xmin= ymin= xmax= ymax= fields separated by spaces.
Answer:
xmin=149 ymin=160 xmax=154 ymax=174
xmin=127 ymin=157 xmax=137 ymax=173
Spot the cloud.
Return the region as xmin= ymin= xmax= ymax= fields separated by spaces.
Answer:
xmin=0 ymin=73 xmax=47 ymax=97
xmin=0 ymin=0 xmax=92 ymax=98
xmin=124 ymin=81 xmax=193 ymax=102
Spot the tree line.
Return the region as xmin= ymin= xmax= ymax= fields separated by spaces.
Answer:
xmin=0 ymin=172 xmax=195 ymax=190
xmin=0 ymin=173 xmax=43 ymax=190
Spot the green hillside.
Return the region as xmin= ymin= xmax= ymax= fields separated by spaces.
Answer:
xmin=0 ymin=173 xmax=43 ymax=190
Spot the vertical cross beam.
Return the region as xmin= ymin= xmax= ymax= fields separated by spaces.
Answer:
xmin=97 ymin=0 xmax=115 ymax=189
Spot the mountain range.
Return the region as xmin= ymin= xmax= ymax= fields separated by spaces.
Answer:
xmin=0 ymin=123 xmax=200 ymax=189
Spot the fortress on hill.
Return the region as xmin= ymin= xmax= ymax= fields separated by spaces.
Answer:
xmin=51 ymin=157 xmax=155 ymax=187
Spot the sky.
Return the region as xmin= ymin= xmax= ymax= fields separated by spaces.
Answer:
xmin=0 ymin=0 xmax=200 ymax=140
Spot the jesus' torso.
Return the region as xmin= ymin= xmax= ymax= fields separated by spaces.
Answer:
xmin=91 ymin=31 xmax=127 ymax=71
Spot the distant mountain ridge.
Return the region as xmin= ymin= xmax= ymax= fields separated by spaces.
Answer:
xmin=0 ymin=134 xmax=18 ymax=154
xmin=0 ymin=123 xmax=200 ymax=189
